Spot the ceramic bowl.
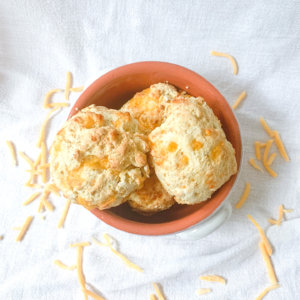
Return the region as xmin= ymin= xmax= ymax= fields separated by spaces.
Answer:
xmin=68 ymin=61 xmax=242 ymax=237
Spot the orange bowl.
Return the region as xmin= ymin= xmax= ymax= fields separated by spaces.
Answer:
xmin=68 ymin=61 xmax=242 ymax=235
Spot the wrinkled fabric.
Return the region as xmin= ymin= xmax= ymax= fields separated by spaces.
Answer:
xmin=0 ymin=1 xmax=299 ymax=299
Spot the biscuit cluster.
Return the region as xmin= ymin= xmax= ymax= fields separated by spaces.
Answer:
xmin=50 ymin=84 xmax=237 ymax=214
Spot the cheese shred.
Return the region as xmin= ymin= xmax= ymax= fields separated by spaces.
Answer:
xmin=248 ymin=215 xmax=272 ymax=256
xmin=266 ymin=153 xmax=277 ymax=166
xmin=150 ymin=294 xmax=158 ymax=300
xmin=41 ymin=142 xmax=48 ymax=183
xmin=259 ymin=117 xmax=273 ymax=137
xmin=18 ymin=152 xmax=34 ymax=167
xmin=92 ymin=235 xmax=143 ymax=272
xmin=272 ymin=131 xmax=290 ymax=162
xmin=210 ymin=51 xmax=238 ymax=75
xmin=70 ymin=86 xmax=84 ymax=92
xmin=70 ymin=242 xmax=91 ymax=248
xmin=263 ymin=140 xmax=274 ymax=164
xmin=41 ymin=190 xmax=54 ymax=211
xmin=255 ymin=284 xmax=280 ymax=300
xmin=83 ymin=289 xmax=105 ymax=300
xmin=43 ymin=89 xmax=63 ymax=109
xmin=76 ymin=246 xmax=86 ymax=290
xmin=259 ymin=242 xmax=278 ymax=285
xmin=232 ymin=91 xmax=247 ymax=109
xmin=53 ymin=259 xmax=76 ymax=270
xmin=57 ymin=198 xmax=71 ymax=228
xmin=255 ymin=142 xmax=262 ymax=161
xmin=6 ymin=140 xmax=17 ymax=166
xmin=196 ymin=288 xmax=212 ymax=295
xmin=65 ymin=71 xmax=72 ymax=100
xmin=152 ymin=283 xmax=165 ymax=300
xmin=23 ymin=191 xmax=41 ymax=206
xmin=249 ymin=158 xmax=263 ymax=172
xmin=259 ymin=117 xmax=289 ymax=161
xmin=16 ymin=216 xmax=34 ymax=242
xmin=199 ymin=275 xmax=226 ymax=285
xmin=235 ymin=182 xmax=251 ymax=209
xmin=269 ymin=204 xmax=292 ymax=226
xmin=48 ymin=102 xmax=69 ymax=108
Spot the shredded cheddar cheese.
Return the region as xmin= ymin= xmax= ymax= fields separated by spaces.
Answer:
xmin=41 ymin=142 xmax=48 ymax=183
xmin=255 ymin=284 xmax=280 ymax=300
xmin=268 ymin=219 xmax=279 ymax=226
xmin=45 ymin=183 xmax=60 ymax=197
xmin=254 ymin=141 xmax=262 ymax=160
xmin=41 ymin=190 xmax=54 ymax=211
xmin=266 ymin=153 xmax=277 ymax=166
xmin=16 ymin=216 xmax=34 ymax=242
xmin=263 ymin=140 xmax=273 ymax=164
xmin=65 ymin=72 xmax=72 ymax=100
xmin=259 ymin=242 xmax=278 ymax=285
xmin=54 ymin=259 xmax=76 ymax=270
xmin=199 ymin=275 xmax=226 ymax=285
xmin=83 ymin=289 xmax=105 ymax=300
xmin=25 ymin=183 xmax=42 ymax=189
xmin=70 ymin=242 xmax=91 ymax=248
xmin=57 ymin=198 xmax=71 ymax=228
xmin=150 ymin=294 xmax=158 ymax=300
xmin=0 ymin=235 xmax=3 ymax=240
xmin=34 ymin=153 xmax=42 ymax=168
xmin=48 ymin=102 xmax=69 ymax=108
xmin=264 ymin=163 xmax=277 ymax=178
xmin=70 ymin=86 xmax=84 ymax=92
xmin=37 ymin=199 xmax=45 ymax=213
xmin=232 ymin=91 xmax=247 ymax=109
xmin=210 ymin=51 xmax=238 ymax=75
xmin=23 ymin=191 xmax=41 ymax=206
xmin=6 ymin=140 xmax=17 ymax=166
xmin=249 ymin=158 xmax=263 ymax=172
xmin=76 ymin=246 xmax=87 ymax=294
xmin=152 ymin=283 xmax=165 ymax=300
xmin=18 ymin=152 xmax=34 ymax=168
xmin=272 ymin=131 xmax=290 ymax=162
xmin=92 ymin=235 xmax=143 ymax=272
xmin=36 ymin=107 xmax=60 ymax=148
xmin=262 ymin=140 xmax=277 ymax=177
xmin=196 ymin=288 xmax=212 ymax=295
xmin=269 ymin=204 xmax=293 ymax=226
xmin=248 ymin=215 xmax=272 ymax=256
xmin=235 ymin=182 xmax=251 ymax=209
xmin=259 ymin=117 xmax=273 ymax=137
xmin=259 ymin=117 xmax=289 ymax=161
xmin=43 ymin=89 xmax=63 ymax=109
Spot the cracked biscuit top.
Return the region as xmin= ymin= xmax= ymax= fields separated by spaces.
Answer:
xmin=50 ymin=105 xmax=150 ymax=210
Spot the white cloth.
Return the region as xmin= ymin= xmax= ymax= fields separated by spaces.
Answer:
xmin=0 ymin=1 xmax=299 ymax=299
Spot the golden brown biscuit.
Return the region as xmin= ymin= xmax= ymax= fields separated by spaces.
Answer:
xmin=122 ymin=84 xmax=178 ymax=214
xmin=128 ymin=173 xmax=175 ymax=215
xmin=50 ymin=105 xmax=150 ymax=210
xmin=149 ymin=95 xmax=237 ymax=205
xmin=121 ymin=83 xmax=178 ymax=134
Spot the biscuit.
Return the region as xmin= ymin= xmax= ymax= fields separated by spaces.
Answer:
xmin=50 ymin=105 xmax=150 ymax=210
xmin=128 ymin=173 xmax=175 ymax=215
xmin=121 ymin=83 xmax=178 ymax=134
xmin=149 ymin=96 xmax=237 ymax=204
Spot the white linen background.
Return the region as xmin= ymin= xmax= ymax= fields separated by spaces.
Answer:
xmin=0 ymin=1 xmax=299 ymax=299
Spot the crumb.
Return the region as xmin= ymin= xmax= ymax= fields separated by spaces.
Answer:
xmin=185 ymin=86 xmax=189 ymax=89
xmin=75 ymin=107 xmax=79 ymax=111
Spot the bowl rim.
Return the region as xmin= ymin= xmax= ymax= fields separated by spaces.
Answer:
xmin=69 ymin=61 xmax=242 ymax=236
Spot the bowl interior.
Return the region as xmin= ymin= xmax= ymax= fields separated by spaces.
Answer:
xmin=69 ymin=62 xmax=242 ymax=235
